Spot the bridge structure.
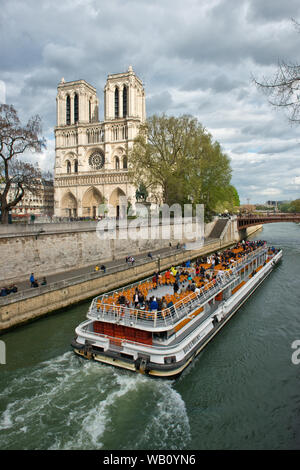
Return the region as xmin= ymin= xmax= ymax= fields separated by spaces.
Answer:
xmin=237 ymin=213 xmax=300 ymax=230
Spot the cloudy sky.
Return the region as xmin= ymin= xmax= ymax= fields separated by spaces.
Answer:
xmin=1 ymin=0 xmax=300 ymax=204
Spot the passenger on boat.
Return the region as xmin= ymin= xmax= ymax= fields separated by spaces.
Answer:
xmin=150 ymin=297 xmax=158 ymax=311
xmin=171 ymin=266 xmax=177 ymax=276
xmin=134 ymin=290 xmax=140 ymax=307
xmin=118 ymin=294 xmax=126 ymax=305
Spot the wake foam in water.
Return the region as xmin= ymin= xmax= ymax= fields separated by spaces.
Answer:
xmin=0 ymin=351 xmax=190 ymax=450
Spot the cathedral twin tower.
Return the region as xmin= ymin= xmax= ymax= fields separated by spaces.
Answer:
xmin=54 ymin=66 xmax=146 ymax=218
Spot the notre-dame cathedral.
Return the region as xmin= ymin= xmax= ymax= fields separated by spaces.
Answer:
xmin=54 ymin=66 xmax=146 ymax=218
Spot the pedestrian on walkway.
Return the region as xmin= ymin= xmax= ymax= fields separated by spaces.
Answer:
xmin=30 ymin=273 xmax=35 ymax=288
xmin=101 ymin=265 xmax=106 ymax=273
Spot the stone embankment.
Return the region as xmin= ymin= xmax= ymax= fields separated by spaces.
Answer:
xmin=0 ymin=218 xmax=262 ymax=332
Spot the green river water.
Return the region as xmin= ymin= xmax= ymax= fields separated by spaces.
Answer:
xmin=0 ymin=222 xmax=299 ymax=450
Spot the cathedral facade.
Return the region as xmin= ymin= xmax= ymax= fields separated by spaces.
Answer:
xmin=54 ymin=66 xmax=146 ymax=218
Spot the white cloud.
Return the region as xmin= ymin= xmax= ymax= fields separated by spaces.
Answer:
xmin=292 ymin=176 xmax=300 ymax=185
xmin=1 ymin=0 xmax=300 ymax=203
xmin=0 ymin=81 xmax=6 ymax=104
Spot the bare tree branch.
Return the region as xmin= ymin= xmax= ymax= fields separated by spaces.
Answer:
xmin=0 ymin=104 xmax=46 ymax=223
xmin=253 ymin=20 xmax=300 ymax=123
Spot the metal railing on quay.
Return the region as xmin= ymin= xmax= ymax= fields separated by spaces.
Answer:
xmin=0 ymin=246 xmax=186 ymax=306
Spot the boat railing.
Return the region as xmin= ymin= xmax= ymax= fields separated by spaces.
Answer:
xmin=88 ymin=269 xmax=235 ymax=329
xmin=87 ymin=245 xmax=268 ymax=330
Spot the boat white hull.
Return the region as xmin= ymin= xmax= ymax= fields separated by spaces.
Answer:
xmin=72 ymin=250 xmax=282 ymax=379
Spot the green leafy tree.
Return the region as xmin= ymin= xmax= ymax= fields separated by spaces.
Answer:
xmin=278 ymin=199 xmax=300 ymax=212
xmin=0 ymin=104 xmax=46 ymax=223
xmin=215 ymin=185 xmax=240 ymax=213
xmin=129 ymin=114 xmax=235 ymax=220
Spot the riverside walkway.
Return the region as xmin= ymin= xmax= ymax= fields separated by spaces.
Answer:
xmin=0 ymin=246 xmax=184 ymax=305
xmin=0 ymin=238 xmax=222 ymax=306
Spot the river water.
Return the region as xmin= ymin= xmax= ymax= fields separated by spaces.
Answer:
xmin=0 ymin=222 xmax=299 ymax=450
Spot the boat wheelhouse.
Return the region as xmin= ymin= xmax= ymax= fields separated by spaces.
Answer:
xmin=71 ymin=242 xmax=282 ymax=378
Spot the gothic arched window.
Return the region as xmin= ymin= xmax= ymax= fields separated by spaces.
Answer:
xmin=74 ymin=159 xmax=78 ymax=173
xmin=123 ymin=156 xmax=127 ymax=169
xmin=74 ymin=93 xmax=79 ymax=123
xmin=89 ymin=100 xmax=92 ymax=123
xmin=66 ymin=160 xmax=71 ymax=174
xmin=115 ymin=157 xmax=120 ymax=170
xmin=115 ymin=87 xmax=119 ymax=118
xmin=66 ymin=95 xmax=71 ymax=125
xmin=123 ymin=86 xmax=128 ymax=117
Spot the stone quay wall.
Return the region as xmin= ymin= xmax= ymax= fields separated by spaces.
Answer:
xmin=0 ymin=222 xmax=262 ymax=333
xmin=0 ymin=219 xmax=217 ymax=284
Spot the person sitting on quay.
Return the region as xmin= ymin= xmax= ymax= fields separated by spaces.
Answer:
xmin=0 ymin=287 xmax=8 ymax=296
xmin=33 ymin=279 xmax=39 ymax=288
xmin=100 ymin=265 xmax=106 ymax=274
xmin=41 ymin=277 xmax=47 ymax=285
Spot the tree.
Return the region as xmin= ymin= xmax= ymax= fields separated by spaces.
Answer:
xmin=215 ymin=185 xmax=240 ymax=213
xmin=253 ymin=20 xmax=300 ymax=123
xmin=0 ymin=104 xmax=46 ymax=223
xmin=279 ymin=199 xmax=300 ymax=212
xmin=128 ymin=114 xmax=234 ymax=220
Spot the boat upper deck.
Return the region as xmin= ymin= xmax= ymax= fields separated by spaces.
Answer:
xmin=87 ymin=241 xmax=271 ymax=331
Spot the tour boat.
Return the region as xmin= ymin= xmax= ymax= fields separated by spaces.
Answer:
xmin=71 ymin=242 xmax=282 ymax=379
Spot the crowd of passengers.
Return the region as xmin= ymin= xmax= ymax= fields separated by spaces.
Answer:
xmin=114 ymin=240 xmax=272 ymax=313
